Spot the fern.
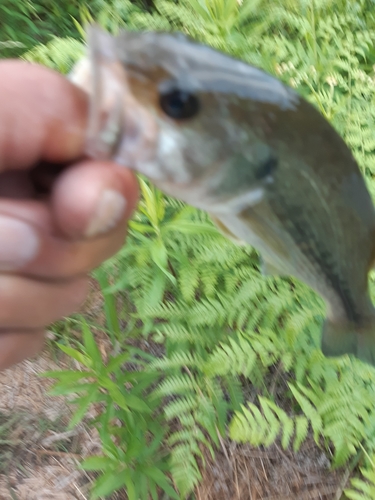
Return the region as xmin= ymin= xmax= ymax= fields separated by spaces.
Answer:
xmin=346 ymin=455 xmax=375 ymax=500
xmin=205 ymin=335 xmax=257 ymax=378
xmin=22 ymin=36 xmax=85 ymax=73
xmin=151 ymin=350 xmax=230 ymax=494
xmin=230 ymin=397 xmax=296 ymax=450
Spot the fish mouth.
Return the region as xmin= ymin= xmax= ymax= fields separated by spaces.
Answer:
xmin=69 ymin=25 xmax=158 ymax=171
xmin=68 ymin=28 xmax=125 ymax=161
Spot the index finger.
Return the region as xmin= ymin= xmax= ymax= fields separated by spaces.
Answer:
xmin=0 ymin=60 xmax=88 ymax=171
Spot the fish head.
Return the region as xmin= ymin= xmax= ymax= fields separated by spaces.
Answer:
xmin=72 ymin=25 xmax=300 ymax=214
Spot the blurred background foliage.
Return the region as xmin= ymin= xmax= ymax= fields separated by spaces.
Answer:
xmin=2 ymin=0 xmax=375 ymax=498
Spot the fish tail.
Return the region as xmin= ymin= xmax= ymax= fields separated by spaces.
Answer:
xmin=321 ymin=318 xmax=375 ymax=367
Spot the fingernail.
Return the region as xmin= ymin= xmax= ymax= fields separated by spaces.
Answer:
xmin=0 ymin=216 xmax=40 ymax=270
xmin=85 ymin=189 xmax=127 ymax=237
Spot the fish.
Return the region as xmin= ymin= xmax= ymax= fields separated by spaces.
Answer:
xmin=71 ymin=25 xmax=375 ymax=367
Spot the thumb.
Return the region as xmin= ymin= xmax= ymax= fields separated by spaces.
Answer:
xmin=52 ymin=160 xmax=139 ymax=240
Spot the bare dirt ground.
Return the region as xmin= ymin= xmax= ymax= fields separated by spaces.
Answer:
xmin=0 ymin=282 xmax=354 ymax=500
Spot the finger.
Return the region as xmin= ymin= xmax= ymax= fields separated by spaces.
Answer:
xmin=0 ymin=275 xmax=88 ymax=329
xmin=52 ymin=160 xmax=139 ymax=239
xmin=28 ymin=220 xmax=130 ymax=279
xmin=0 ymin=329 xmax=46 ymax=371
xmin=0 ymin=60 xmax=88 ymax=171
xmin=0 ymin=158 xmax=138 ymax=278
xmin=0 ymin=192 xmax=133 ymax=279
xmin=0 ymin=171 xmax=35 ymax=198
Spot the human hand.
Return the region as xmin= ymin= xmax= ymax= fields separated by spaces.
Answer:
xmin=0 ymin=60 xmax=138 ymax=370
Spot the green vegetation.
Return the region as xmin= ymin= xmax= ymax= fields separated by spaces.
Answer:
xmin=2 ymin=0 xmax=375 ymax=498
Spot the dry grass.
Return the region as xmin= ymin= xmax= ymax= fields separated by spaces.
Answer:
xmin=195 ymin=440 xmax=350 ymax=500
xmin=0 ymin=351 xmax=102 ymax=500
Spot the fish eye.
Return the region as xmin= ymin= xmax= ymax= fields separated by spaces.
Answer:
xmin=255 ymin=156 xmax=278 ymax=180
xmin=159 ymin=88 xmax=200 ymax=120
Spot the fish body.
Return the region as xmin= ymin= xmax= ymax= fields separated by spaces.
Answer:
xmin=72 ymin=26 xmax=375 ymax=366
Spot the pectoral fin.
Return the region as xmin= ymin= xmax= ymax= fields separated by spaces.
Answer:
xmin=260 ymin=256 xmax=287 ymax=276
xmin=321 ymin=318 xmax=375 ymax=367
xmin=210 ymin=215 xmax=247 ymax=246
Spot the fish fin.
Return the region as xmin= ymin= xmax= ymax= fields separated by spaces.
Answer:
xmin=210 ymin=215 xmax=247 ymax=246
xmin=260 ymin=256 xmax=286 ymax=277
xmin=321 ymin=320 xmax=375 ymax=367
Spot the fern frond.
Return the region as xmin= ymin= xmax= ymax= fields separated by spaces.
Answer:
xmin=346 ymin=458 xmax=375 ymax=500
xmin=22 ymin=36 xmax=84 ymax=73
xmin=230 ymin=397 xmax=290 ymax=448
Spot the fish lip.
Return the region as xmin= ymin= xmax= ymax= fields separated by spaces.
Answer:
xmin=84 ymin=25 xmax=124 ymax=160
xmin=74 ymin=25 xmax=159 ymax=169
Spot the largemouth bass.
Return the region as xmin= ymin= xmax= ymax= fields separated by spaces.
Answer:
xmin=71 ymin=25 xmax=375 ymax=367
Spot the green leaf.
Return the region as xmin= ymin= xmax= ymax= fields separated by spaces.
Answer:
xmin=70 ymin=15 xmax=86 ymax=39
xmin=150 ymin=238 xmax=176 ymax=284
xmin=129 ymin=220 xmax=155 ymax=234
xmin=48 ymin=382 xmax=96 ymax=396
xmin=145 ymin=467 xmax=179 ymax=499
xmin=294 ymin=416 xmax=309 ymax=452
xmin=149 ymin=478 xmax=158 ymax=500
xmin=123 ymin=469 xmax=136 ymax=500
xmin=91 ymin=469 xmax=127 ymax=499
xmin=95 ymin=267 xmax=121 ymax=343
xmin=289 ymin=384 xmax=322 ymax=441
xmin=107 ymin=385 xmax=150 ymax=413
xmin=150 ymin=237 xmax=167 ymax=269
xmin=146 ymin=268 xmax=168 ymax=309
xmin=57 ymin=344 xmax=92 ymax=367
xmin=81 ymin=318 xmax=103 ymax=367
xmin=106 ymin=352 xmax=131 ymax=373
xmin=40 ymin=370 xmax=90 ymax=382
xmin=68 ymin=385 xmax=99 ymax=429
xmin=186 ymin=0 xmax=211 ymax=21
xmin=124 ymin=393 xmax=151 ymax=413
xmin=139 ymin=474 xmax=149 ymax=500
xmin=80 ymin=456 xmax=111 ymax=471
xmin=139 ymin=178 xmax=160 ymax=229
